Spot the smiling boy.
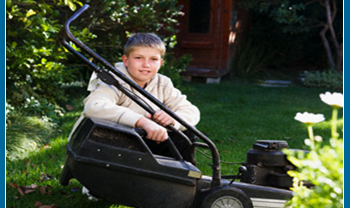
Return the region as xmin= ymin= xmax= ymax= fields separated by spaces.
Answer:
xmin=72 ymin=33 xmax=200 ymax=200
xmin=73 ymin=33 xmax=200 ymax=151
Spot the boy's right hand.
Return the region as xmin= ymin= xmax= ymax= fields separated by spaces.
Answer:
xmin=135 ymin=117 xmax=168 ymax=143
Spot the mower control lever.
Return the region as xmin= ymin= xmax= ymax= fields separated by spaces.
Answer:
xmin=228 ymin=166 xmax=247 ymax=185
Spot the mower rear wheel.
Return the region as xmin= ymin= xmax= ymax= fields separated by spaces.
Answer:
xmin=200 ymin=186 xmax=253 ymax=208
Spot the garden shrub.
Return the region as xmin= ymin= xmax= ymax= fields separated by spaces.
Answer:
xmin=229 ymin=37 xmax=276 ymax=77
xmin=80 ymin=0 xmax=188 ymax=87
xmin=160 ymin=53 xmax=192 ymax=88
xmin=301 ymin=70 xmax=343 ymax=90
xmin=6 ymin=0 xmax=189 ymax=119
xmin=6 ymin=0 xmax=93 ymax=117
xmin=284 ymin=92 xmax=343 ymax=208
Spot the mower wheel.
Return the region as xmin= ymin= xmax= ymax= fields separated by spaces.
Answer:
xmin=199 ymin=186 xmax=253 ymax=208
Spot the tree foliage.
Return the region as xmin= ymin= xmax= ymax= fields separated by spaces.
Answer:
xmin=6 ymin=0 xmax=90 ymax=116
xmin=75 ymin=0 xmax=190 ymax=81
xmin=6 ymin=0 xmax=189 ymax=120
xmin=240 ymin=0 xmax=343 ymax=71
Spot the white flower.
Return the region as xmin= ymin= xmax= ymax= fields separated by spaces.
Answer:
xmin=294 ymin=112 xmax=325 ymax=124
xmin=320 ymin=92 xmax=343 ymax=108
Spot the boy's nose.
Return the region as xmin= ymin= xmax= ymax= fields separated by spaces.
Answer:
xmin=143 ymin=60 xmax=150 ymax=67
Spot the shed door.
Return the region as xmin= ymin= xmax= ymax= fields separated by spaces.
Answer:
xmin=175 ymin=0 xmax=231 ymax=77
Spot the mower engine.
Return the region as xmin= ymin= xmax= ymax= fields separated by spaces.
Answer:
xmin=240 ymin=140 xmax=295 ymax=189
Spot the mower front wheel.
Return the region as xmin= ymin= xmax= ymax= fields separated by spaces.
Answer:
xmin=199 ymin=186 xmax=253 ymax=208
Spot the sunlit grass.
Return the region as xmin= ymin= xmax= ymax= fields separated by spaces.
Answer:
xmin=185 ymin=82 xmax=342 ymax=175
xmin=6 ymin=116 xmax=57 ymax=161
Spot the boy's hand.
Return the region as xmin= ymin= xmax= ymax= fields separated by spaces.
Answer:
xmin=135 ymin=117 xmax=168 ymax=143
xmin=147 ymin=110 xmax=174 ymax=127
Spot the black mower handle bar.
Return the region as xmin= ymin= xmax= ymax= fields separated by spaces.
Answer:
xmin=59 ymin=4 xmax=221 ymax=187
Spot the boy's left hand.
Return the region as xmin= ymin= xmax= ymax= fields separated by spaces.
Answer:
xmin=147 ymin=110 xmax=174 ymax=127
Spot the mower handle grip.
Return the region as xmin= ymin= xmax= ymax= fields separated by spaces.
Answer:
xmin=134 ymin=128 xmax=183 ymax=160
xmin=134 ymin=128 xmax=183 ymax=161
xmin=134 ymin=128 xmax=147 ymax=136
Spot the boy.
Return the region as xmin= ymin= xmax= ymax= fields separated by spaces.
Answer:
xmin=70 ymin=33 xmax=200 ymax=161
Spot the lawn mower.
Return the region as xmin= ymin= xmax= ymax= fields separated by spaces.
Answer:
xmin=59 ymin=4 xmax=296 ymax=208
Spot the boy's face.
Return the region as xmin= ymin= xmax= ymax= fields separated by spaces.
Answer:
xmin=122 ymin=47 xmax=163 ymax=87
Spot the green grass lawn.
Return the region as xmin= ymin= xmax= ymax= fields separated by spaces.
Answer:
xmin=6 ymin=81 xmax=343 ymax=208
xmin=187 ymin=82 xmax=342 ymax=175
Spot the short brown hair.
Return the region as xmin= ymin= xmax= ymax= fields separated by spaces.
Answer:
xmin=123 ymin=33 xmax=166 ymax=57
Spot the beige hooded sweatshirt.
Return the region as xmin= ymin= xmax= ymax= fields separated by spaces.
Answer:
xmin=68 ymin=62 xmax=200 ymax=140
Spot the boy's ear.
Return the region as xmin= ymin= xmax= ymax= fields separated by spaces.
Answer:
xmin=122 ymin=55 xmax=128 ymax=67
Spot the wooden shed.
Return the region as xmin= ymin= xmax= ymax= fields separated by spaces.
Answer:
xmin=174 ymin=0 xmax=249 ymax=83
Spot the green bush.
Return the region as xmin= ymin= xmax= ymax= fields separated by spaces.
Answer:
xmin=6 ymin=0 xmax=189 ymax=121
xmin=284 ymin=92 xmax=343 ymax=208
xmin=239 ymin=0 xmax=343 ymax=72
xmin=301 ymin=70 xmax=343 ymax=90
xmin=6 ymin=0 xmax=94 ymax=117
xmin=80 ymin=0 xmax=187 ymax=88
xmin=160 ymin=53 xmax=192 ymax=88
xmin=285 ymin=137 xmax=343 ymax=208
xmin=229 ymin=37 xmax=276 ymax=77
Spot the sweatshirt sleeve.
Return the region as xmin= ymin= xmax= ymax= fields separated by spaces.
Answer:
xmin=161 ymin=78 xmax=200 ymax=131
xmin=82 ymin=81 xmax=144 ymax=127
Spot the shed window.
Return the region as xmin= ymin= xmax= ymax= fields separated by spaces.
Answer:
xmin=189 ymin=0 xmax=211 ymax=33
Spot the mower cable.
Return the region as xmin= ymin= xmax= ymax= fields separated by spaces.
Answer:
xmin=195 ymin=148 xmax=242 ymax=165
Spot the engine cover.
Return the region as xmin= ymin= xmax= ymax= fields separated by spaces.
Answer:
xmin=240 ymin=140 xmax=294 ymax=189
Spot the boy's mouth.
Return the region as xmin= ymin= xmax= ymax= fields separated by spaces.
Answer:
xmin=139 ymin=70 xmax=151 ymax=74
